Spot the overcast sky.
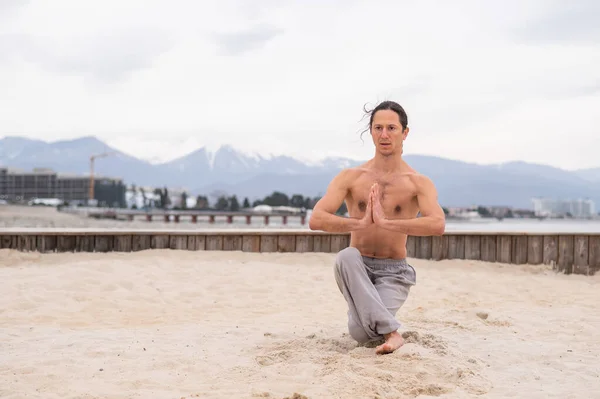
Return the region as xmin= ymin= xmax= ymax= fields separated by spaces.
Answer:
xmin=1 ymin=0 xmax=599 ymax=169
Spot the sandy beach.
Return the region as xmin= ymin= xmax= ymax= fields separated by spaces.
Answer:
xmin=1 ymin=247 xmax=599 ymax=399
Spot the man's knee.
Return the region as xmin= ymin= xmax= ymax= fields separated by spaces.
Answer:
xmin=348 ymin=317 xmax=372 ymax=344
xmin=335 ymin=246 xmax=361 ymax=268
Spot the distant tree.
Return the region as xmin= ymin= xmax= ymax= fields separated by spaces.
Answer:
xmin=336 ymin=202 xmax=347 ymax=215
xmin=181 ymin=191 xmax=188 ymax=210
xmin=290 ymin=194 xmax=305 ymax=208
xmin=162 ymin=187 xmax=170 ymax=209
xmin=153 ymin=188 xmax=163 ymax=208
xmin=230 ymin=195 xmax=240 ymax=211
xmin=215 ymin=196 xmax=229 ymax=210
xmin=252 ymin=199 xmax=263 ymax=207
xmin=304 ymin=196 xmax=321 ymax=209
xmin=139 ymin=187 xmax=147 ymax=207
xmin=477 ymin=206 xmax=491 ymax=217
xmin=263 ymin=191 xmax=289 ymax=206
xmin=442 ymin=207 xmax=449 ymax=215
xmin=195 ymin=195 xmax=209 ymax=209
xmin=243 ymin=197 xmax=250 ymax=208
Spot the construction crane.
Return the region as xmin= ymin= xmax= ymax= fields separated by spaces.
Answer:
xmin=88 ymin=151 xmax=115 ymax=204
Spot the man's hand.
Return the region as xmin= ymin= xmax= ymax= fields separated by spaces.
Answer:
xmin=371 ymin=183 xmax=387 ymax=225
xmin=357 ymin=185 xmax=375 ymax=228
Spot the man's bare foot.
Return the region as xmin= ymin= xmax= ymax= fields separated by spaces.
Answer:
xmin=375 ymin=331 xmax=404 ymax=355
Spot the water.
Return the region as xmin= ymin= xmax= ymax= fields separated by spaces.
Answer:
xmin=183 ymin=217 xmax=600 ymax=234
xmin=442 ymin=218 xmax=600 ymax=233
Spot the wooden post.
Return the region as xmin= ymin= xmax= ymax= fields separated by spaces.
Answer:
xmin=227 ymin=215 xmax=233 ymax=224
xmin=264 ymin=215 xmax=269 ymax=225
xmin=209 ymin=215 xmax=215 ymax=224
xmin=282 ymin=215 xmax=287 ymax=225
xmin=164 ymin=214 xmax=170 ymax=223
xmin=174 ymin=215 xmax=180 ymax=223
xmin=301 ymin=215 xmax=306 ymax=225
xmin=146 ymin=214 xmax=152 ymax=222
xmin=246 ymin=215 xmax=252 ymax=225
xmin=191 ymin=215 xmax=197 ymax=223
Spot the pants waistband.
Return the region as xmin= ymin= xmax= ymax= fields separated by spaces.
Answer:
xmin=361 ymin=256 xmax=408 ymax=268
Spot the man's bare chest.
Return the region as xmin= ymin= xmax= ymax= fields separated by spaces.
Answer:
xmin=348 ymin=176 xmax=418 ymax=214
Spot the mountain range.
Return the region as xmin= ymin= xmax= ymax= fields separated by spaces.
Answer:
xmin=1 ymin=135 xmax=599 ymax=209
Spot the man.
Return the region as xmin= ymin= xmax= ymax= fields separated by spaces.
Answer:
xmin=308 ymin=100 xmax=445 ymax=355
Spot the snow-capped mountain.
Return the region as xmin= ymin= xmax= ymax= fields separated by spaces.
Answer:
xmin=1 ymin=135 xmax=599 ymax=208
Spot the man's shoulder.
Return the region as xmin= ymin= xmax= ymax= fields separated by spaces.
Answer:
xmin=406 ymin=172 xmax=437 ymax=191
xmin=336 ymin=164 xmax=370 ymax=180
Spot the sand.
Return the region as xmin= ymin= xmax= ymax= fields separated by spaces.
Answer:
xmin=1 ymin=249 xmax=599 ymax=399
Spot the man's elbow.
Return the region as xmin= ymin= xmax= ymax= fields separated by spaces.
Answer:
xmin=308 ymin=212 xmax=321 ymax=231
xmin=432 ymin=217 xmax=445 ymax=236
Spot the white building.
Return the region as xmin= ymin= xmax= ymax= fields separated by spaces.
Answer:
xmin=532 ymin=197 xmax=596 ymax=218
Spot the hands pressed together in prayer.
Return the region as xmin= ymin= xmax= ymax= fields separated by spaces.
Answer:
xmin=359 ymin=183 xmax=387 ymax=229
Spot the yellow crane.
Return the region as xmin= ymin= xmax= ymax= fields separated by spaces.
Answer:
xmin=88 ymin=151 xmax=115 ymax=204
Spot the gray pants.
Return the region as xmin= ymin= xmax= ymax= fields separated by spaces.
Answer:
xmin=334 ymin=246 xmax=416 ymax=344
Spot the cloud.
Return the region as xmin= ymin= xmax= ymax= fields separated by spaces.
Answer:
xmin=212 ymin=25 xmax=283 ymax=56
xmin=0 ymin=29 xmax=173 ymax=82
xmin=515 ymin=0 xmax=600 ymax=44
xmin=0 ymin=0 xmax=598 ymax=170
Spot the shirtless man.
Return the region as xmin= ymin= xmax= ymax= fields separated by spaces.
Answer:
xmin=308 ymin=100 xmax=445 ymax=355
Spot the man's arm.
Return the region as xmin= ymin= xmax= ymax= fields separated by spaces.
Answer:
xmin=309 ymin=169 xmax=370 ymax=233
xmin=373 ymin=175 xmax=445 ymax=236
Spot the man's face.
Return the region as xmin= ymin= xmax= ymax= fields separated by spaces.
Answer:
xmin=370 ymin=110 xmax=408 ymax=155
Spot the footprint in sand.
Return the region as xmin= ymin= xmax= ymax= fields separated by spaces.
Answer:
xmin=401 ymin=330 xmax=448 ymax=356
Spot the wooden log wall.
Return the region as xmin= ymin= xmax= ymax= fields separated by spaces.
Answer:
xmin=1 ymin=229 xmax=599 ymax=276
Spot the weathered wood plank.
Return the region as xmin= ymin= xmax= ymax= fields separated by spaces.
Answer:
xmin=589 ymin=236 xmax=600 ymax=273
xmin=496 ymin=236 xmax=512 ymax=263
xmin=36 ymin=235 xmax=57 ymax=252
xmin=465 ymin=236 xmax=481 ymax=260
xmin=277 ymin=235 xmax=296 ymax=252
xmin=431 ymin=235 xmax=448 ymax=260
xmin=113 ymin=235 xmax=132 ymax=252
xmin=558 ymin=235 xmax=574 ymax=274
xmin=481 ymin=236 xmax=496 ymax=262
xmin=169 ymin=235 xmax=188 ymax=250
xmin=223 ymin=235 xmax=243 ymax=251
xmin=18 ymin=235 xmax=36 ymax=252
xmin=57 ymin=235 xmax=77 ymax=252
xmin=417 ymin=236 xmax=432 ymax=259
xmin=527 ymin=236 xmax=543 ymax=264
xmin=511 ymin=236 xmax=528 ymax=264
xmin=448 ymin=235 xmax=465 ymax=259
xmin=295 ymin=235 xmax=314 ymax=252
xmin=151 ymin=235 xmax=169 ymax=249
xmin=132 ymin=235 xmax=151 ymax=251
xmin=406 ymin=236 xmax=417 ymax=258
xmin=206 ymin=235 xmax=223 ymax=251
xmin=1 ymin=235 xmax=16 ymax=249
xmin=260 ymin=235 xmax=278 ymax=252
xmin=242 ymin=235 xmax=260 ymax=252
xmin=573 ymin=235 xmax=589 ymax=275
xmin=330 ymin=235 xmax=349 ymax=253
xmin=2 ymin=229 xmax=600 ymax=276
xmin=94 ymin=235 xmax=113 ymax=252
xmin=542 ymin=235 xmax=558 ymax=266
xmin=186 ymin=235 xmax=205 ymax=251
xmin=76 ymin=235 xmax=94 ymax=252
xmin=313 ymin=235 xmax=331 ymax=252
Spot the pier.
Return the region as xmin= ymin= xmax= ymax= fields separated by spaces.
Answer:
xmin=1 ymin=229 xmax=598 ymax=276
xmin=59 ymin=207 xmax=308 ymax=225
